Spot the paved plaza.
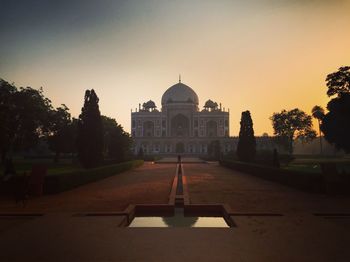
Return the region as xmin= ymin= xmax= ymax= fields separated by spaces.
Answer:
xmin=0 ymin=160 xmax=350 ymax=261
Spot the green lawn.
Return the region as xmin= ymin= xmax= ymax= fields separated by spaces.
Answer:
xmin=1 ymin=158 xmax=81 ymax=176
xmin=284 ymin=164 xmax=321 ymax=173
xmin=283 ymin=156 xmax=350 ymax=174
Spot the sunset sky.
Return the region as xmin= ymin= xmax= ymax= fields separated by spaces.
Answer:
xmin=1 ymin=0 xmax=349 ymax=135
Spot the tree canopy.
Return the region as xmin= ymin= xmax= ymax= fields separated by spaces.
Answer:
xmin=321 ymin=95 xmax=350 ymax=153
xmin=311 ymin=106 xmax=325 ymax=121
xmin=237 ymin=111 xmax=256 ymax=162
xmin=270 ymin=108 xmax=316 ymax=154
xmin=321 ymin=66 xmax=350 ymax=153
xmin=0 ymin=79 xmax=53 ymax=162
xmin=48 ymin=105 xmax=77 ymax=162
xmin=326 ymin=66 xmax=350 ymax=97
xmin=311 ymin=105 xmax=325 ymax=154
xmin=102 ymin=116 xmax=132 ymax=162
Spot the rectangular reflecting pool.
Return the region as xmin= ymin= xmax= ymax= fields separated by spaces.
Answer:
xmin=129 ymin=208 xmax=229 ymax=228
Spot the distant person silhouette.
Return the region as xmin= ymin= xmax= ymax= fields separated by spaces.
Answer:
xmin=177 ymin=155 xmax=181 ymax=163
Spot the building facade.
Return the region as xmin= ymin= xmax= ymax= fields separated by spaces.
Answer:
xmin=131 ymin=79 xmax=235 ymax=155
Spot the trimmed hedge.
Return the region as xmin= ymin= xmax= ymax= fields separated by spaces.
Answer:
xmin=44 ymin=160 xmax=144 ymax=194
xmin=220 ymin=160 xmax=324 ymax=192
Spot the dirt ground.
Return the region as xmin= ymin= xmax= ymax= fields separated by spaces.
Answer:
xmin=185 ymin=162 xmax=350 ymax=214
xmin=0 ymin=162 xmax=176 ymax=213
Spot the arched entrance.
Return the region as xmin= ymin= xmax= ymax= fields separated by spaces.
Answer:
xmin=206 ymin=120 xmax=218 ymax=137
xmin=143 ymin=121 xmax=154 ymax=137
xmin=171 ymin=114 xmax=189 ymax=137
xmin=176 ymin=142 xmax=185 ymax=153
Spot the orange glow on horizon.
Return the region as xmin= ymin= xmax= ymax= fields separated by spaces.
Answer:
xmin=1 ymin=1 xmax=349 ymax=136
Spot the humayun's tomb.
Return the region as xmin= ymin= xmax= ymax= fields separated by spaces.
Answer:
xmin=131 ymin=78 xmax=274 ymax=155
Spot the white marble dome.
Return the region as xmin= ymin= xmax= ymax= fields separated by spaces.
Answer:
xmin=161 ymin=82 xmax=199 ymax=105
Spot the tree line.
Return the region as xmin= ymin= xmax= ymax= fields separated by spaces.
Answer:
xmin=236 ymin=66 xmax=350 ymax=163
xmin=0 ymin=80 xmax=131 ymax=168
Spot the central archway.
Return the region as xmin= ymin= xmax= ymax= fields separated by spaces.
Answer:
xmin=171 ymin=114 xmax=189 ymax=137
xmin=176 ymin=142 xmax=185 ymax=153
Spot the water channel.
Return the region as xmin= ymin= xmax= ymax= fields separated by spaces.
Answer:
xmin=129 ymin=208 xmax=229 ymax=228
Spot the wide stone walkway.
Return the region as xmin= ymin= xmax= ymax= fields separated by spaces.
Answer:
xmin=0 ymin=161 xmax=350 ymax=261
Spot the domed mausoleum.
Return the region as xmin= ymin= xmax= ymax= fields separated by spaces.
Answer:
xmin=131 ymin=78 xmax=234 ymax=155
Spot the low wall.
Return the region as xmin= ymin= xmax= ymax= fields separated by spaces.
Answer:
xmin=220 ymin=160 xmax=324 ymax=193
xmin=44 ymin=160 xmax=144 ymax=194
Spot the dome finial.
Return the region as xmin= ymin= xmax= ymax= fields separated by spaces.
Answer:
xmin=179 ymin=74 xmax=181 ymax=83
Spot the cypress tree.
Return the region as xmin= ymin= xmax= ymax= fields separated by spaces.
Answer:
xmin=237 ymin=111 xmax=256 ymax=162
xmin=77 ymin=89 xmax=104 ymax=168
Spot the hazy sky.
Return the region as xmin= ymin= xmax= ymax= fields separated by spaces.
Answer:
xmin=1 ymin=0 xmax=349 ymax=135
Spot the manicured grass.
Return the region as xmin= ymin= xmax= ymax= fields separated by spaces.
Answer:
xmin=284 ymin=156 xmax=350 ymax=174
xmin=2 ymin=158 xmax=146 ymax=176
xmin=44 ymin=160 xmax=144 ymax=194
xmin=221 ymin=156 xmax=350 ymax=194
xmin=220 ymin=159 xmax=323 ymax=192
xmin=1 ymin=158 xmax=81 ymax=176
xmin=1 ymin=159 xmax=144 ymax=195
xmin=284 ymin=164 xmax=321 ymax=173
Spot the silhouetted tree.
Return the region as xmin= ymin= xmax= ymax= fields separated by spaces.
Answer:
xmin=237 ymin=111 xmax=256 ymax=162
xmin=77 ymin=90 xmax=104 ymax=168
xmin=0 ymin=79 xmax=52 ymax=163
xmin=0 ymin=80 xmax=16 ymax=163
xmin=321 ymin=66 xmax=350 ymax=153
xmin=48 ymin=105 xmax=77 ymax=162
xmin=102 ymin=116 xmax=132 ymax=162
xmin=321 ymin=96 xmax=350 ymax=153
xmin=326 ymin=66 xmax=350 ymax=96
xmin=270 ymin=109 xmax=316 ymax=154
xmin=312 ymin=105 xmax=325 ymax=154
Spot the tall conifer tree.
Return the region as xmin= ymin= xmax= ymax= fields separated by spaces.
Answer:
xmin=237 ymin=111 xmax=256 ymax=162
xmin=77 ymin=89 xmax=103 ymax=168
